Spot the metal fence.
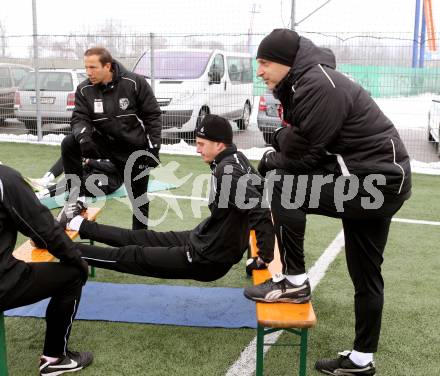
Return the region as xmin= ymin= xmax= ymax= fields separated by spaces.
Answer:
xmin=0 ymin=31 xmax=439 ymax=162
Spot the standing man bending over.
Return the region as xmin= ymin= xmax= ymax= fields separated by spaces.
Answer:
xmin=60 ymin=115 xmax=274 ymax=283
xmin=60 ymin=47 xmax=162 ymax=230
xmin=243 ymin=29 xmax=411 ymax=376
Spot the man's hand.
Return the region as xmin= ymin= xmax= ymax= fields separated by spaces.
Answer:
xmin=79 ymin=136 xmax=99 ymax=159
xmin=246 ymin=256 xmax=268 ymax=276
xmin=271 ymin=126 xmax=285 ymax=152
xmin=257 ymin=149 xmax=275 ymax=177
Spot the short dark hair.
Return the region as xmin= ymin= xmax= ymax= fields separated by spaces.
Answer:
xmin=84 ymin=47 xmax=113 ymax=66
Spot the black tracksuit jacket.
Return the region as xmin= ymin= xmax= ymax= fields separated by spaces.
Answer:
xmin=189 ymin=145 xmax=274 ymax=265
xmin=0 ymin=165 xmax=83 ymax=299
xmin=71 ymin=60 xmax=162 ymax=153
xmin=264 ymin=36 xmax=411 ymax=197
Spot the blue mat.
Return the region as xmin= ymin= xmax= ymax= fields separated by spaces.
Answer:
xmin=5 ymin=282 xmax=257 ymax=329
xmin=40 ymin=180 xmax=176 ymax=210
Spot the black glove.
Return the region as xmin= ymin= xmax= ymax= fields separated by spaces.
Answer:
xmin=257 ymin=149 xmax=275 ymax=177
xmin=271 ymin=126 xmax=285 ymax=152
xmin=79 ymin=135 xmax=99 ymax=159
xmin=246 ymin=256 xmax=267 ymax=277
xmin=145 ymin=147 xmax=160 ymax=169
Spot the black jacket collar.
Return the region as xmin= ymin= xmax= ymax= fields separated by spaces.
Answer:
xmin=210 ymin=144 xmax=237 ymax=170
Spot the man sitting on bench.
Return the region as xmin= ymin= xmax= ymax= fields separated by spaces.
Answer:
xmin=0 ymin=164 xmax=93 ymax=375
xmin=60 ymin=115 xmax=275 ymax=283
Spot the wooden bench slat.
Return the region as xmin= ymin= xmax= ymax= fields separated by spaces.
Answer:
xmin=13 ymin=207 xmax=102 ymax=263
xmin=249 ymin=230 xmax=316 ymax=329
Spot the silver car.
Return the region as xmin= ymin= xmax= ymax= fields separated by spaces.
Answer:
xmin=257 ymin=91 xmax=284 ymax=144
xmin=14 ymin=68 xmax=87 ymax=133
xmin=428 ymin=93 xmax=440 ymax=157
xmin=0 ymin=63 xmax=32 ymax=125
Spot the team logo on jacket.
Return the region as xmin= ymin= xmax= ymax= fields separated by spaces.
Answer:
xmin=119 ymin=98 xmax=129 ymax=110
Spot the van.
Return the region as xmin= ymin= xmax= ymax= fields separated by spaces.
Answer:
xmin=132 ymin=49 xmax=254 ymax=138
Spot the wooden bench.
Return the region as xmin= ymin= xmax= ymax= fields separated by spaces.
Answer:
xmin=249 ymin=230 xmax=316 ymax=376
xmin=0 ymin=207 xmax=102 ymax=376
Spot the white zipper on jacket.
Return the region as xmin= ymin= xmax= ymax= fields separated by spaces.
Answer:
xmin=390 ymin=138 xmax=405 ymax=194
xmin=318 ymin=64 xmax=336 ymax=88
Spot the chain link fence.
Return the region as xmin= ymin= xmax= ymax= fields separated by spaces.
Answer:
xmin=0 ymin=31 xmax=439 ymax=162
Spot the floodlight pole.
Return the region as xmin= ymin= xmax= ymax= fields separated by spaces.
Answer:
xmin=291 ymin=0 xmax=296 ymax=30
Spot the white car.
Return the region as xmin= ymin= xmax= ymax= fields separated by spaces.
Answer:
xmin=133 ymin=49 xmax=254 ymax=140
xmin=14 ymin=68 xmax=87 ymax=134
xmin=428 ymin=93 xmax=440 ymax=156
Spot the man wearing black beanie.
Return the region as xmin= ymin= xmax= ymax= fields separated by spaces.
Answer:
xmin=244 ymin=28 xmax=411 ymax=375
xmin=59 ymin=114 xmax=275 ymax=295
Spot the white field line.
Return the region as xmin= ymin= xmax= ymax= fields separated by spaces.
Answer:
xmin=149 ymin=192 xmax=208 ymax=201
xmin=223 ymin=215 xmax=439 ymax=376
xmin=392 ymin=217 xmax=440 ymax=226
xmin=225 ymin=230 xmax=346 ymax=376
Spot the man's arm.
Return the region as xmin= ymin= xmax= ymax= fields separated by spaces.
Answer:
xmin=136 ymin=76 xmax=162 ymax=150
xmin=0 ymin=166 xmax=83 ymax=265
xmin=248 ymin=206 xmax=274 ymax=264
xmin=70 ymin=86 xmax=94 ymax=142
xmin=261 ymin=75 xmax=348 ymax=175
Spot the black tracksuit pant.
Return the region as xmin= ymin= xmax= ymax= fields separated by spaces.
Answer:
xmin=78 ymin=221 xmax=232 ymax=282
xmin=61 ymin=134 xmax=150 ymax=230
xmin=269 ymin=170 xmax=408 ymax=353
xmin=0 ymin=263 xmax=83 ymax=357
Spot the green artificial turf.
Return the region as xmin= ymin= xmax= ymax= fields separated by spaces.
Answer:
xmin=0 ymin=142 xmax=439 ymax=375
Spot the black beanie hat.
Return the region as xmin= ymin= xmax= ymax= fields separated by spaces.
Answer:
xmin=256 ymin=28 xmax=300 ymax=67
xmin=196 ymin=114 xmax=233 ymax=144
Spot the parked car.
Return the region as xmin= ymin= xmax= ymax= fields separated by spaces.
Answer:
xmin=428 ymin=93 xmax=440 ymax=156
xmin=133 ymin=49 xmax=254 ymax=140
xmin=14 ymin=68 xmax=87 ymax=133
xmin=0 ymin=63 xmax=32 ymax=125
xmin=257 ymin=91 xmax=285 ymax=144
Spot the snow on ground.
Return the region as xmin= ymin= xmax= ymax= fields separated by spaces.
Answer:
xmin=0 ymin=95 xmax=438 ymax=175
xmin=374 ymin=95 xmax=433 ymax=129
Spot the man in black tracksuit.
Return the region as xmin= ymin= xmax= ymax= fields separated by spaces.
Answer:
xmin=0 ymin=164 xmax=92 ymax=375
xmin=61 ymin=47 xmax=161 ymax=230
xmin=243 ymin=29 xmax=411 ymax=375
xmin=62 ymin=115 xmax=274 ymax=283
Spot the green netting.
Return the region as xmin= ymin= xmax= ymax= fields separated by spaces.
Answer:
xmin=252 ymin=60 xmax=440 ymax=98
xmin=339 ymin=64 xmax=440 ymax=98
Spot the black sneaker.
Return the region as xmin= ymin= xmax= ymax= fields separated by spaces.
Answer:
xmin=315 ymin=351 xmax=376 ymax=375
xmin=39 ymin=350 xmax=93 ymax=375
xmin=243 ymin=275 xmax=311 ymax=303
xmin=57 ymin=188 xmax=87 ymax=229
